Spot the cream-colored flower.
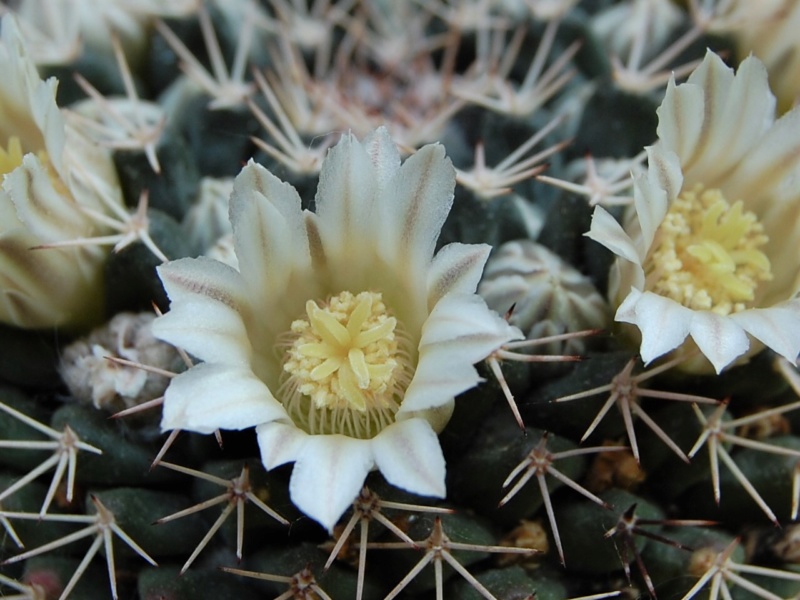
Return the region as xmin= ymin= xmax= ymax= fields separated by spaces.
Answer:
xmin=153 ymin=128 xmax=521 ymax=530
xmin=724 ymin=1 xmax=800 ymax=114
xmin=587 ymin=50 xmax=800 ymax=373
xmin=0 ymin=15 xmax=122 ymax=329
xmin=692 ymin=1 xmax=800 ymax=111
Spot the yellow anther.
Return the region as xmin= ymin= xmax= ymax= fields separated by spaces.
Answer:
xmin=645 ymin=185 xmax=772 ymax=315
xmin=283 ymin=291 xmax=400 ymax=413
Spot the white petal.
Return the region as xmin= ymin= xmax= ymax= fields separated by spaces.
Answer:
xmin=730 ymin=300 xmax=800 ymax=363
xmin=614 ymin=286 xmax=642 ymax=323
xmin=372 ymin=418 xmax=446 ymax=498
xmin=401 ymin=357 xmax=480 ymax=414
xmin=759 ymin=198 xmax=800 ymax=304
xmin=418 ymin=293 xmax=521 ymax=350
xmin=3 ymin=155 xmax=88 ymax=241
xmin=289 ymin=435 xmax=373 ymax=531
xmin=585 ymin=206 xmax=641 ymax=264
xmin=161 ymin=363 xmax=287 ymax=434
xmin=688 ymin=311 xmax=750 ymax=373
xmin=401 ymin=293 xmax=521 ymax=413
xmin=229 ymin=160 xmax=313 ymax=303
xmin=256 ymin=421 xmax=308 ymax=469
xmin=426 ymin=243 xmax=491 ymax=308
xmin=635 ymin=147 xmax=680 ymax=252
xmin=314 ymin=132 xmax=378 ymax=265
xmin=153 ymin=299 xmax=251 ymax=366
xmin=157 ymin=255 xmax=247 ymax=308
xmin=682 ymin=49 xmax=735 ymax=172
xmin=691 ymin=53 xmax=774 ymax=185
xmin=617 ymin=291 xmax=692 ymax=364
xmin=362 ymin=126 xmax=401 ymax=193
xmin=646 ymin=145 xmax=683 ymax=198
xmin=378 ymin=143 xmax=455 ymax=272
xmin=656 ymin=74 xmax=704 ymax=162
xmin=155 ymin=258 xmax=252 ymax=365
xmin=725 ymin=106 xmax=800 ymax=206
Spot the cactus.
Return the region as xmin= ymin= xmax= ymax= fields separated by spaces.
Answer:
xmin=3 ymin=2 xmax=800 ymax=600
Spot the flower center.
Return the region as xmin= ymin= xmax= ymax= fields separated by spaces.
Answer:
xmin=280 ymin=290 xmax=413 ymax=438
xmin=645 ymin=184 xmax=772 ymax=315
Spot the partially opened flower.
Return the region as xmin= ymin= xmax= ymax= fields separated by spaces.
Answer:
xmin=153 ymin=128 xmax=521 ymax=530
xmin=691 ymin=1 xmax=800 ymax=112
xmin=725 ymin=1 xmax=800 ymax=114
xmin=0 ymin=15 xmax=123 ymax=329
xmin=587 ymin=50 xmax=800 ymax=373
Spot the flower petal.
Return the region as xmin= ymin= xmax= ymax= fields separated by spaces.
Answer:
xmin=372 ymin=418 xmax=446 ymax=498
xmin=154 ymin=299 xmax=251 ymax=366
xmin=155 ymin=257 xmax=252 ymax=365
xmin=688 ymin=311 xmax=750 ymax=373
xmin=157 ymin=256 xmax=247 ymax=307
xmin=656 ymin=74 xmax=704 ymax=163
xmin=256 ymin=421 xmax=308 ymax=469
xmin=362 ymin=126 xmax=401 ymax=194
xmin=401 ymin=293 xmax=521 ymax=413
xmin=229 ymin=160 xmax=314 ymax=305
xmin=724 ymin=105 xmax=800 ymax=207
xmin=379 ymin=143 xmax=455 ymax=273
xmin=289 ymin=435 xmax=373 ymax=531
xmin=689 ymin=53 xmax=774 ymax=186
xmin=730 ymin=300 xmax=800 ymax=364
xmin=640 ymin=146 xmax=681 ymax=240
xmin=314 ymin=132 xmax=378 ymax=269
xmin=616 ymin=290 xmax=692 ymax=365
xmin=585 ymin=206 xmax=641 ymax=265
xmin=3 ymin=155 xmax=89 ymax=241
xmin=153 ymin=258 xmax=251 ymax=366
xmin=681 ymin=49 xmax=735 ymax=173
xmin=162 ymin=363 xmax=287 ymax=434
xmin=426 ymin=242 xmax=491 ymax=308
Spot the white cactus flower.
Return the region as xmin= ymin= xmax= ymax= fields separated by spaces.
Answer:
xmin=153 ymin=128 xmax=521 ymax=530
xmin=0 ymin=15 xmax=123 ymax=329
xmin=692 ymin=1 xmax=800 ymax=112
xmin=728 ymin=1 xmax=800 ymax=114
xmin=587 ymin=50 xmax=800 ymax=374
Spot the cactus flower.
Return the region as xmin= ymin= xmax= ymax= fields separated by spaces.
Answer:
xmin=0 ymin=15 xmax=123 ymax=329
xmin=587 ymin=50 xmax=800 ymax=373
xmin=153 ymin=128 xmax=521 ymax=530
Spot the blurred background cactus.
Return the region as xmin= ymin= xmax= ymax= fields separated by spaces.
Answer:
xmin=3 ymin=1 xmax=800 ymax=599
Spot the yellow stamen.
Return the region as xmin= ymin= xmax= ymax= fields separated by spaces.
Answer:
xmin=645 ymin=184 xmax=772 ymax=315
xmin=283 ymin=291 xmax=405 ymax=420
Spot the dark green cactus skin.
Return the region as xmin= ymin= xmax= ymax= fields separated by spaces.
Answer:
xmin=2 ymin=2 xmax=798 ymax=600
